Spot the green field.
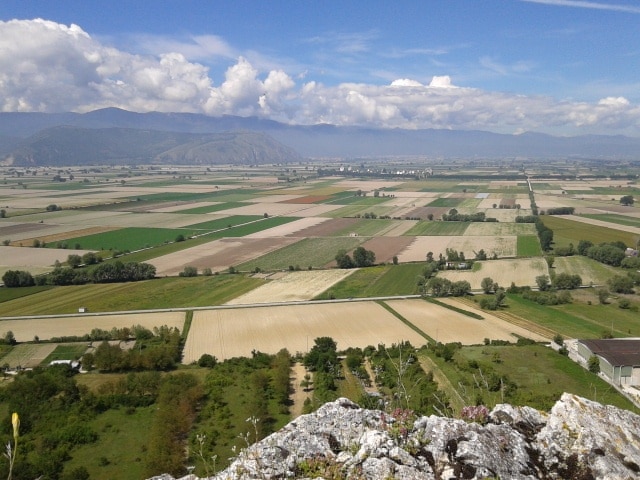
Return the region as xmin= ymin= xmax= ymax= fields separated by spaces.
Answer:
xmin=238 ymin=237 xmax=364 ymax=271
xmin=42 ymin=343 xmax=89 ymax=363
xmin=517 ymin=235 xmax=542 ymax=256
xmin=47 ymin=227 xmax=191 ymax=252
xmin=427 ymin=197 xmax=464 ymax=208
xmin=316 ymin=263 xmax=425 ymax=299
xmin=183 ymin=215 xmax=262 ymax=230
xmin=62 ymin=405 xmax=156 ymax=480
xmin=404 ymin=221 xmax=469 ymax=236
xmin=540 ymin=215 xmax=637 ymax=249
xmin=580 ymin=213 xmax=640 ymax=228
xmin=325 ymin=204 xmax=397 ymax=218
xmin=330 ymin=195 xmax=390 ymax=206
xmin=503 ymin=293 xmax=637 ymax=339
xmin=0 ymin=275 xmax=265 ymax=315
xmin=425 ymin=344 xmax=638 ymax=413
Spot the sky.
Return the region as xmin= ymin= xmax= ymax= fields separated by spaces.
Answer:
xmin=1 ymin=0 xmax=639 ymax=136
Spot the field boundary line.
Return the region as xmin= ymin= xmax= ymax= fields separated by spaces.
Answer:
xmin=376 ymin=300 xmax=435 ymax=344
xmin=453 ymin=297 xmax=556 ymax=339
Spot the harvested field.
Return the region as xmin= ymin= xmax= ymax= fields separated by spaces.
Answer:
xmin=397 ymin=236 xmax=449 ymax=262
xmin=183 ymin=302 xmax=427 ymax=362
xmin=0 ymin=311 xmax=185 ymax=342
xmin=0 ymin=343 xmax=58 ymax=368
xmin=484 ymin=209 xmax=529 ymax=222
xmin=553 ymin=256 xmax=619 ymax=286
xmin=215 ymin=202 xmax=303 ymax=216
xmin=0 ymin=222 xmax=58 ymax=237
xmin=285 ymin=204 xmax=345 ymax=217
xmin=151 ymin=237 xmax=302 ymax=275
xmin=382 ymin=220 xmax=419 ymax=236
xmin=0 ymin=245 xmax=95 ymax=267
xmin=437 ymin=258 xmax=548 ymax=289
xmin=386 ymin=299 xmax=547 ymax=344
xmin=402 ymin=206 xmax=449 ymax=220
xmin=225 ymin=269 xmax=355 ymax=304
xmin=12 ymin=226 xmax=119 ymax=246
xmin=336 ymin=180 xmax=405 ymax=190
xmin=280 ymin=195 xmax=332 ymax=204
xmin=150 ymin=201 xmax=221 ymax=213
xmin=359 ymin=236 xmax=416 ymax=263
xmin=465 ymin=222 xmax=537 ymax=236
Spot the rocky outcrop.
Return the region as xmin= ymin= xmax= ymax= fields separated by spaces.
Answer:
xmin=153 ymin=393 xmax=640 ymax=480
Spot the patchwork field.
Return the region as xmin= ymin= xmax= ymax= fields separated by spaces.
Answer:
xmin=182 ymin=302 xmax=428 ymax=362
xmin=0 ymin=311 xmax=186 ymax=342
xmin=397 ymin=235 xmax=517 ymax=262
xmin=437 ymin=258 xmax=549 ymax=289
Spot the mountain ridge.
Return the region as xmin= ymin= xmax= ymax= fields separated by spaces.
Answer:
xmin=1 ymin=108 xmax=640 ymax=161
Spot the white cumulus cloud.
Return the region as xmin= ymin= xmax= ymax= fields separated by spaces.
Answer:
xmin=0 ymin=19 xmax=639 ymax=136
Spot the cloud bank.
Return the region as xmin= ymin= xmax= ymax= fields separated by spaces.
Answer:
xmin=1 ymin=19 xmax=639 ymax=136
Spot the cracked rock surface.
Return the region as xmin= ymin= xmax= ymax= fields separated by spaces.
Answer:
xmin=149 ymin=393 xmax=640 ymax=480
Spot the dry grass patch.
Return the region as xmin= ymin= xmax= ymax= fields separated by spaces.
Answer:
xmin=225 ymin=269 xmax=355 ymax=304
xmin=0 ymin=312 xmax=185 ymax=342
xmin=438 ymin=258 xmax=549 ymax=289
xmin=244 ymin=217 xmax=330 ymax=238
xmin=0 ymin=343 xmax=58 ymax=368
xmin=465 ymin=223 xmax=536 ymax=236
xmin=183 ymin=302 xmax=427 ymax=362
xmin=385 ymin=299 xmax=547 ymax=344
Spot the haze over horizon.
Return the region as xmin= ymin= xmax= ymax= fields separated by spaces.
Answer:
xmin=1 ymin=0 xmax=639 ymax=137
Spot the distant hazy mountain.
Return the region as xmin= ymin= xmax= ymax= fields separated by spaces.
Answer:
xmin=1 ymin=125 xmax=301 ymax=166
xmin=1 ymin=107 xmax=639 ymax=162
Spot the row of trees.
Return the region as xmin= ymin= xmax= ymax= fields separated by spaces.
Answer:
xmin=2 ymin=261 xmax=156 ymax=287
xmin=441 ymin=209 xmax=496 ymax=222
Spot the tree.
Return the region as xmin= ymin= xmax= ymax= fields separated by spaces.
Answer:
xmin=425 ymin=277 xmax=452 ymax=297
xmin=0 ymin=209 xmax=6 ymax=218
xmin=335 ymin=249 xmax=354 ymax=269
xmin=481 ymin=277 xmax=495 ymax=294
xmin=607 ymin=275 xmax=635 ymax=294
xmin=179 ymin=266 xmax=198 ymax=277
xmin=535 ymin=275 xmax=550 ymax=291
xmin=3 ymin=330 xmax=16 ymax=345
xmin=352 ymin=246 xmax=375 ymax=267
xmin=620 ymin=195 xmax=634 ymax=206
xmin=597 ymin=288 xmax=609 ymax=304
xmin=175 ymin=234 xmax=186 ymax=242
xmin=82 ymin=251 xmax=100 ymax=265
xmin=67 ymin=254 xmax=82 ymax=268
xmin=577 ymin=239 xmax=593 ymax=256
xmin=450 ymin=280 xmax=471 ymax=297
xmin=588 ymin=355 xmax=601 ymax=374
xmin=197 ymin=354 xmax=217 ymax=368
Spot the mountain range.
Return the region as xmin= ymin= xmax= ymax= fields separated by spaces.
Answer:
xmin=1 ymin=108 xmax=640 ymax=166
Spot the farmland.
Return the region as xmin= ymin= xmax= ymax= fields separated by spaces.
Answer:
xmin=1 ymin=161 xmax=640 ymax=477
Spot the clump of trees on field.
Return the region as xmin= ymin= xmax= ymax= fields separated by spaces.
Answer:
xmin=441 ymin=208 xmax=496 ymax=222
xmin=541 ymin=207 xmax=575 ymax=215
xmin=620 ymin=195 xmax=634 ymax=206
xmin=335 ymin=246 xmax=376 ymax=269
xmin=2 ymin=260 xmax=156 ymax=287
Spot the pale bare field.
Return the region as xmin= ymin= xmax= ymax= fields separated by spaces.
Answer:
xmin=214 ymin=202 xmax=307 ymax=216
xmin=484 ymin=208 xmax=531 ymax=222
xmin=465 ymin=222 xmax=537 ymax=236
xmin=0 ymin=245 xmax=95 ymax=267
xmin=0 ymin=312 xmax=185 ymax=342
xmin=448 ymin=235 xmax=517 ymax=258
xmin=225 ymin=269 xmax=355 ymax=304
xmin=285 ymin=204 xmax=346 ymax=217
xmin=336 ymin=179 xmax=405 ymax=190
xmin=1 ymin=222 xmax=93 ymax=242
xmin=151 ymin=237 xmax=301 ymax=275
xmin=248 ymin=194 xmax=305 ymax=203
xmin=183 ymin=302 xmax=427 ymax=363
xmin=150 ymin=201 xmax=222 ymax=212
xmin=488 ymin=181 xmax=523 ymax=188
xmin=386 ymin=299 xmax=547 ymax=344
xmin=0 ymin=343 xmax=58 ymax=368
xmin=397 ymin=236 xmax=452 ymax=262
xmin=244 ymin=217 xmax=331 ymax=238
xmin=563 ymin=215 xmax=640 ymax=235
xmin=438 ymin=258 xmax=549 ymax=289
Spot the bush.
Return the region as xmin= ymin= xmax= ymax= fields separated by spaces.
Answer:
xmin=179 ymin=266 xmax=198 ymax=277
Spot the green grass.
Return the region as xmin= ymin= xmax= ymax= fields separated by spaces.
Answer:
xmin=46 ymin=227 xmax=192 ymax=252
xmin=42 ymin=343 xmax=89 ymax=363
xmin=62 ymin=405 xmax=156 ymax=480
xmin=517 ymin=235 xmax=542 ymax=256
xmin=427 ymin=197 xmax=464 ymax=208
xmin=0 ymin=285 xmax=54 ymax=303
xmin=540 ymin=215 xmax=636 ymax=249
xmin=325 ymin=204 xmax=397 ymax=218
xmin=427 ymin=344 xmax=638 ymax=412
xmin=238 ymin=237 xmax=364 ymax=271
xmin=404 ymin=221 xmax=469 ymax=236
xmin=316 ymin=263 xmax=425 ymax=299
xmin=503 ymin=293 xmax=637 ymax=339
xmin=580 ymin=213 xmax=640 ymax=228
xmin=183 ymin=215 xmax=262 ymax=230
xmin=0 ymin=275 xmax=265 ymax=315
xmin=330 ymin=195 xmax=389 ymax=206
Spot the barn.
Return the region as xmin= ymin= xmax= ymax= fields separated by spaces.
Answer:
xmin=578 ymin=339 xmax=640 ymax=386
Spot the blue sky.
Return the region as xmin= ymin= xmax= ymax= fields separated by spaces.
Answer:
xmin=1 ymin=0 xmax=639 ymax=136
